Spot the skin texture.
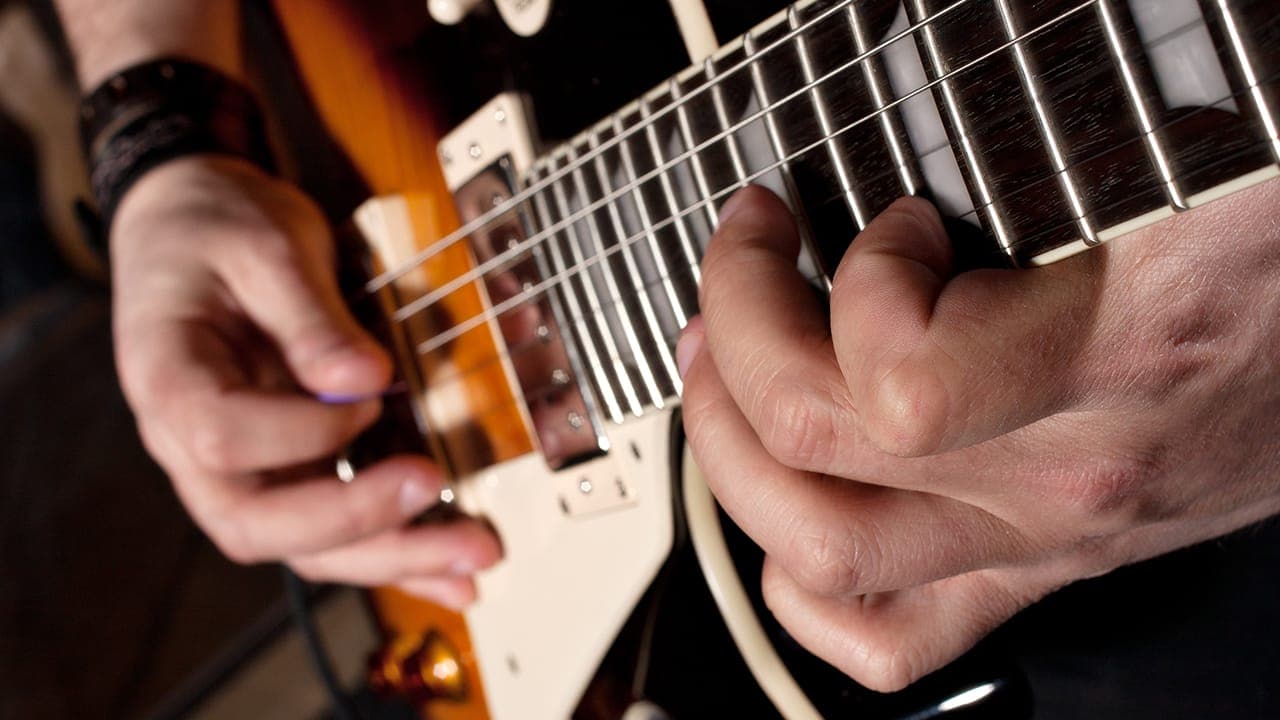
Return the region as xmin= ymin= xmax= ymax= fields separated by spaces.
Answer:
xmin=110 ymin=157 xmax=501 ymax=608
xmin=57 ymin=0 xmax=1280 ymax=687
xmin=55 ymin=0 xmax=501 ymax=609
xmin=678 ymin=181 xmax=1280 ymax=691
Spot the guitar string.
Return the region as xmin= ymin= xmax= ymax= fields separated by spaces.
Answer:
xmin=413 ymin=131 xmax=1278 ymax=423
xmin=796 ymin=65 xmax=1280 ymax=251
xmin=389 ymin=0 xmax=1102 ymax=328
xmin=399 ymin=0 xmax=1103 ymax=352
xmin=403 ymin=4 xmax=1280 ymax=354
xmin=364 ymin=0 xmax=979 ymax=293
xmin=408 ymin=64 xmax=1278 ymax=368
xmin=719 ymin=8 xmax=1260 ymax=235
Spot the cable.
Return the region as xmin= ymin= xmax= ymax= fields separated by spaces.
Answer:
xmin=282 ymin=568 xmax=363 ymax=720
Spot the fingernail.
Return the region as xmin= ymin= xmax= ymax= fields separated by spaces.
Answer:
xmin=399 ymin=476 xmax=436 ymax=517
xmin=717 ymin=187 xmax=755 ymax=226
xmin=676 ymin=317 xmax=705 ymax=379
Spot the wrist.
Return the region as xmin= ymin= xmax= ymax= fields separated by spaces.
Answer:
xmin=80 ymin=58 xmax=276 ymax=238
xmin=111 ymin=155 xmax=274 ymax=242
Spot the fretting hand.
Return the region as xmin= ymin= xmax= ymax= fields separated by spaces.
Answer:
xmin=678 ymin=182 xmax=1280 ymax=691
xmin=111 ymin=156 xmax=501 ymax=607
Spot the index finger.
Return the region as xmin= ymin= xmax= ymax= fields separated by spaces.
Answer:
xmin=123 ymin=316 xmax=382 ymax=474
xmin=698 ymin=186 xmax=860 ymax=474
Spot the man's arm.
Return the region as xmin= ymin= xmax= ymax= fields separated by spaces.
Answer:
xmin=57 ymin=0 xmax=239 ymax=89
xmin=53 ymin=0 xmax=501 ymax=607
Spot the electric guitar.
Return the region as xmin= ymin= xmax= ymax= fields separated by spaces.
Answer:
xmin=263 ymin=0 xmax=1280 ymax=717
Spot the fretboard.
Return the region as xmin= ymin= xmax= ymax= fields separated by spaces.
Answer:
xmin=510 ymin=0 xmax=1280 ymax=430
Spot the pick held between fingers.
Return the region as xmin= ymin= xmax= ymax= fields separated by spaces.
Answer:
xmin=127 ymin=316 xmax=383 ymax=474
xmin=212 ymin=189 xmax=392 ymax=398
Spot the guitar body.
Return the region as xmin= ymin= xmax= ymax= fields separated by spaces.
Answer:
xmin=262 ymin=0 xmax=1279 ymax=717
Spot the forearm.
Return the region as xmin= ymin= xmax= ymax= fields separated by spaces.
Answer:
xmin=54 ymin=0 xmax=240 ymax=89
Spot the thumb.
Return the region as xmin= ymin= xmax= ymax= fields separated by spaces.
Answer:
xmin=221 ymin=220 xmax=392 ymax=396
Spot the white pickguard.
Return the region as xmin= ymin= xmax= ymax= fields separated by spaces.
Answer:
xmin=458 ymin=410 xmax=677 ymax=720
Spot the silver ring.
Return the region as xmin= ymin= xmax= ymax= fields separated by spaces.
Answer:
xmin=336 ymin=454 xmax=356 ymax=484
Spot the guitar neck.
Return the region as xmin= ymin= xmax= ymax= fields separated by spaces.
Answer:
xmin=490 ymin=0 xmax=1278 ymax=428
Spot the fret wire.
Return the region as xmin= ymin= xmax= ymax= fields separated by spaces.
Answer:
xmin=994 ymin=0 xmax=1098 ymax=244
xmin=548 ymin=153 xmax=645 ymax=417
xmin=669 ymin=77 xmax=724 ymax=229
xmin=410 ymin=0 xmax=1120 ymax=351
xmin=562 ymin=145 xmax=665 ymax=410
xmin=742 ymin=32 xmax=828 ymax=292
xmin=580 ymin=137 xmax=680 ymax=402
xmin=637 ymin=98 xmax=704 ymax=288
xmin=1212 ymin=0 xmax=1280 ymax=163
xmin=417 ymin=78 xmax=1273 ymax=365
xmin=847 ymin=3 xmax=921 ymax=196
xmin=391 ymin=0 xmax=1009 ymax=326
xmin=1096 ymin=0 xmax=1190 ymax=211
xmin=610 ymin=114 xmax=692 ymax=328
xmin=421 ymin=52 xmax=1278 ymax=371
xmin=704 ymin=57 xmax=751 ymax=189
xmin=910 ymin=0 xmax=1013 ymax=252
xmin=528 ymin=166 xmax=626 ymax=424
xmin=1014 ymin=133 xmax=1278 ymax=252
xmin=367 ymin=0 xmax=978 ymax=295
xmin=425 ymin=132 xmax=1275 ymax=412
xmin=789 ymin=6 xmax=869 ymax=230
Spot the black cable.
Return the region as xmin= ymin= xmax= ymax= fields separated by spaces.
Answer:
xmin=282 ymin=567 xmax=363 ymax=720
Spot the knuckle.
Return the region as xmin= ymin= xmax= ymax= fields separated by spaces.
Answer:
xmin=1101 ymin=286 xmax=1229 ymax=403
xmin=859 ymin=642 xmax=925 ymax=693
xmin=783 ymin=520 xmax=868 ymax=596
xmin=208 ymin=516 xmax=261 ymax=565
xmin=755 ymin=384 xmax=836 ymax=469
xmin=189 ymin=418 xmax=242 ymax=473
xmin=1053 ymin=453 xmax=1164 ymax=533
xmin=219 ymin=224 xmax=300 ymax=278
xmin=331 ymin=493 xmax=381 ymax=543
xmin=863 ymin=360 xmax=950 ymax=458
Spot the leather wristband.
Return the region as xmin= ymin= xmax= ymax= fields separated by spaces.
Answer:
xmin=79 ymin=57 xmax=276 ymax=232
